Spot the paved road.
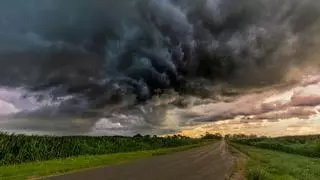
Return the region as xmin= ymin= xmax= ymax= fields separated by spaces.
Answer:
xmin=48 ymin=141 xmax=235 ymax=180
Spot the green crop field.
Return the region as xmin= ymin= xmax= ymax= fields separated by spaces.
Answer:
xmin=0 ymin=133 xmax=210 ymax=166
xmin=0 ymin=133 xmax=218 ymax=179
xmin=0 ymin=143 xmax=211 ymax=180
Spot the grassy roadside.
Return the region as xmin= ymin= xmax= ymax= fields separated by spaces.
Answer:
xmin=225 ymin=143 xmax=246 ymax=180
xmin=229 ymin=134 xmax=320 ymax=158
xmin=0 ymin=141 xmax=213 ymax=180
xmin=231 ymin=143 xmax=320 ymax=180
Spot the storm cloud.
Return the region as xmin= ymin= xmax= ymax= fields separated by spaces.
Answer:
xmin=0 ymin=0 xmax=320 ymax=135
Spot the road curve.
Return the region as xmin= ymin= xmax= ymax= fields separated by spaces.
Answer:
xmin=47 ymin=141 xmax=235 ymax=180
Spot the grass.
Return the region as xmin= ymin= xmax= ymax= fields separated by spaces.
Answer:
xmin=231 ymin=143 xmax=320 ymax=180
xmin=0 ymin=142 xmax=212 ymax=180
xmin=229 ymin=135 xmax=320 ymax=158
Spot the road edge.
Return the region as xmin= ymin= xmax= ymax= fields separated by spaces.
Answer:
xmin=33 ymin=141 xmax=215 ymax=180
xmin=225 ymin=141 xmax=247 ymax=180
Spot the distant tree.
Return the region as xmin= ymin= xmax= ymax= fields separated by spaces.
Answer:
xmin=144 ymin=135 xmax=151 ymax=139
xmin=134 ymin=134 xmax=143 ymax=138
xmin=153 ymin=135 xmax=158 ymax=138
xmin=201 ymin=132 xmax=222 ymax=140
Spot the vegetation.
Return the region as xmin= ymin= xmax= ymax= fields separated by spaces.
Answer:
xmin=201 ymin=132 xmax=223 ymax=140
xmin=231 ymin=143 xmax=320 ymax=180
xmin=228 ymin=134 xmax=320 ymax=179
xmin=0 ymin=143 xmax=209 ymax=180
xmin=0 ymin=133 xmax=206 ymax=166
xmin=228 ymin=134 xmax=320 ymax=158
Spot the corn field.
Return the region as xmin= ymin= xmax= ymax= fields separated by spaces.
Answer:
xmin=0 ymin=133 xmax=203 ymax=165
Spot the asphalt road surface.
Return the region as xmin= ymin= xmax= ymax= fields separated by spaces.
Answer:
xmin=48 ymin=141 xmax=235 ymax=180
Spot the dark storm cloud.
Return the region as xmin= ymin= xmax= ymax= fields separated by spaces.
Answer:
xmin=0 ymin=0 xmax=320 ymax=112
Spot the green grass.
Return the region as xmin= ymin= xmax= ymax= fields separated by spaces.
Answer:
xmin=229 ymin=135 xmax=320 ymax=158
xmin=0 ymin=142 xmax=212 ymax=180
xmin=231 ymin=143 xmax=320 ymax=180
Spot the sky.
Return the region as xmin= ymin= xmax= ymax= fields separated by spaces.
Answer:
xmin=0 ymin=0 xmax=320 ymax=136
